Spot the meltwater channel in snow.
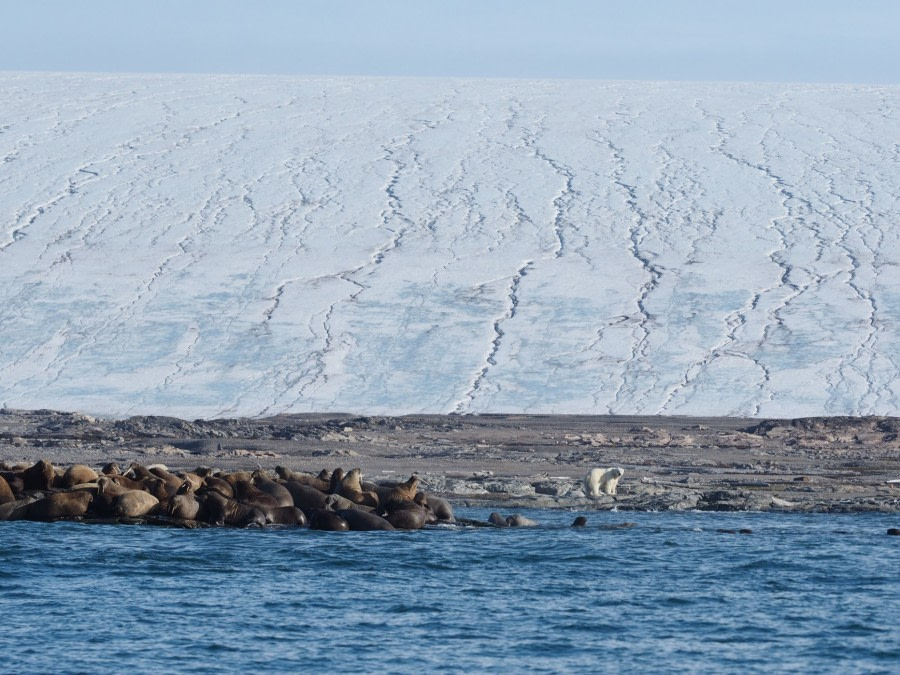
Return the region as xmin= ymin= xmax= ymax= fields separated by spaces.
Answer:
xmin=0 ymin=73 xmax=898 ymax=419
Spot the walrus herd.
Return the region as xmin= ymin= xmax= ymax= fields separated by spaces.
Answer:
xmin=0 ymin=459 xmax=457 ymax=531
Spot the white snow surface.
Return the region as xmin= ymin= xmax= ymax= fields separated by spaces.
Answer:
xmin=0 ymin=72 xmax=898 ymax=419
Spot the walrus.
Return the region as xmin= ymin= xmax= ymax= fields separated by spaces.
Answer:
xmin=572 ymin=516 xmax=588 ymax=527
xmin=101 ymin=462 xmax=121 ymax=475
xmin=888 ymin=528 xmax=900 ymax=536
xmin=166 ymin=482 xmax=206 ymax=521
xmin=149 ymin=465 xmax=184 ymax=491
xmin=488 ymin=512 xmax=509 ymax=527
xmin=386 ymin=506 xmax=427 ymax=530
xmin=0 ymin=497 xmax=36 ymax=521
xmin=22 ymin=459 xmax=55 ymax=490
xmin=202 ymin=475 xmax=234 ymax=498
xmin=282 ymin=481 xmax=329 ymax=515
xmin=0 ymin=473 xmax=24 ymax=498
xmin=59 ymin=464 xmax=99 ymax=489
xmin=204 ymin=491 xmax=266 ymax=527
xmin=0 ymin=474 xmax=15 ymax=504
xmin=220 ymin=471 xmax=254 ymax=488
xmin=328 ymin=468 xmax=346 ymax=494
xmin=113 ymin=490 xmax=160 ymax=518
xmin=251 ymin=471 xmax=294 ymax=507
xmin=107 ymin=474 xmax=146 ymax=491
xmin=335 ymin=509 xmax=395 ymax=531
xmin=324 ymin=493 xmax=366 ymax=512
xmin=412 ymin=493 xmax=439 ymax=525
xmin=275 ymin=467 xmax=331 ymax=492
xmin=260 ymin=505 xmax=307 ymax=526
xmin=232 ymin=480 xmax=281 ymax=510
xmin=308 ymin=509 xmax=350 ymax=531
xmin=178 ymin=472 xmax=204 ymax=492
xmin=382 ymin=475 xmax=419 ymax=505
xmin=339 ymin=469 xmax=379 ymax=508
xmin=22 ymin=491 xmax=93 ymax=521
xmin=506 ymin=514 xmax=538 ymax=527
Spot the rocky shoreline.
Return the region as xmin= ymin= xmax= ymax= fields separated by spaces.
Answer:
xmin=1 ymin=408 xmax=899 ymax=513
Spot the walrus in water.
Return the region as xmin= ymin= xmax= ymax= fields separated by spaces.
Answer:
xmin=384 ymin=500 xmax=428 ymax=530
xmin=506 ymin=514 xmax=539 ymax=527
xmin=488 ymin=512 xmax=509 ymax=527
xmin=308 ymin=509 xmax=350 ymax=531
xmin=335 ymin=509 xmax=395 ymax=531
xmin=572 ymin=516 xmax=588 ymax=527
xmin=204 ymin=491 xmax=266 ymax=527
xmin=260 ymin=505 xmax=307 ymax=526
xmin=21 ymin=491 xmax=93 ymax=521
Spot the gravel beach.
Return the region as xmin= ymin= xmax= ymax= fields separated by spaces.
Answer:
xmin=2 ymin=409 xmax=899 ymax=513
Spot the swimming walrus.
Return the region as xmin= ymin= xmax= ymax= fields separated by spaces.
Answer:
xmin=260 ymin=505 xmax=307 ymax=526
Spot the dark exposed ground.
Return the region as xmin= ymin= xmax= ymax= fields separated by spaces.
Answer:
xmin=2 ymin=409 xmax=899 ymax=512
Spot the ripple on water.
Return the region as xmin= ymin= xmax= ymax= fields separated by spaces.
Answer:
xmin=0 ymin=511 xmax=898 ymax=673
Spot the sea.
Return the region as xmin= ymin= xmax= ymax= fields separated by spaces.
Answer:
xmin=1 ymin=509 xmax=898 ymax=674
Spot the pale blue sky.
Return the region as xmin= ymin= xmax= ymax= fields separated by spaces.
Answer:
xmin=1 ymin=0 xmax=897 ymax=83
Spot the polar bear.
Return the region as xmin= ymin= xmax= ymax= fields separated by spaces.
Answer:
xmin=583 ymin=467 xmax=624 ymax=497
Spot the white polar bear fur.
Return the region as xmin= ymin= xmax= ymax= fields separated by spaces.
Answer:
xmin=584 ymin=467 xmax=624 ymax=497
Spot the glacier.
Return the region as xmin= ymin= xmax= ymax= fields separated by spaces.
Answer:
xmin=0 ymin=72 xmax=898 ymax=419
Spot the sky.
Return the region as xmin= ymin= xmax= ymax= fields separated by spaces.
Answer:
xmin=0 ymin=0 xmax=898 ymax=84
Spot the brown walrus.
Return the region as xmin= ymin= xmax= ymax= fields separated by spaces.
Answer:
xmin=385 ymin=504 xmax=427 ymax=530
xmin=61 ymin=464 xmax=99 ymax=489
xmin=382 ymin=475 xmax=419 ymax=507
xmin=232 ymin=480 xmax=281 ymax=510
xmin=276 ymin=467 xmax=331 ymax=492
xmin=505 ymin=514 xmax=539 ymax=527
xmin=0 ymin=474 xmax=15 ymax=504
xmin=166 ymin=482 xmax=206 ymax=521
xmin=113 ymin=490 xmax=160 ymax=518
xmin=339 ymin=469 xmax=379 ymax=508
xmin=335 ymin=509 xmax=395 ymax=531
xmin=22 ymin=459 xmax=56 ymax=490
xmin=308 ymin=509 xmax=350 ymax=531
xmin=282 ymin=481 xmax=329 ymax=514
xmin=260 ymin=505 xmax=307 ymax=526
xmin=251 ymin=471 xmax=294 ymax=507
xmin=0 ymin=497 xmax=36 ymax=521
xmin=21 ymin=491 xmax=94 ymax=521
xmin=204 ymin=491 xmax=266 ymax=527
xmin=202 ymin=476 xmax=234 ymax=498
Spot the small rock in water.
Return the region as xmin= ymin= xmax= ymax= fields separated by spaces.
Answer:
xmin=887 ymin=528 xmax=900 ymax=536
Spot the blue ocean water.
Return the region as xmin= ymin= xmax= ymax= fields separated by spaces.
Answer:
xmin=1 ymin=509 xmax=898 ymax=674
